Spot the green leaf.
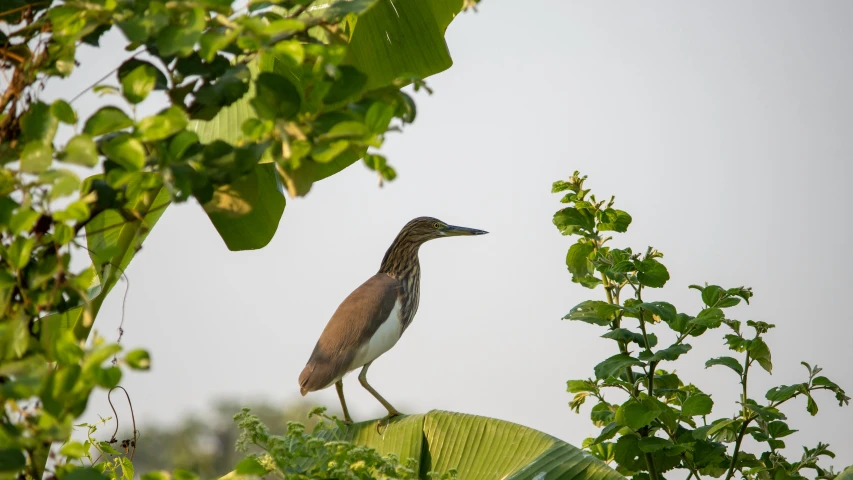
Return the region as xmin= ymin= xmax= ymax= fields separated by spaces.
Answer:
xmin=250 ymin=72 xmax=302 ymax=120
xmin=311 ymin=140 xmax=349 ymax=163
xmin=45 ymin=169 xmax=81 ymax=199
xmin=553 ymin=207 xmax=595 ymax=235
xmin=318 ymin=121 xmax=370 ymax=141
xmin=590 ymin=402 xmax=616 ymax=427
xmin=60 ymin=441 xmax=88 ymax=459
xmin=137 ymin=106 xmax=189 ymax=141
xmin=365 ymin=101 xmax=397 ymax=133
xmin=681 ymin=394 xmax=713 ymax=417
xmin=65 ymin=468 xmax=109 ymax=480
xmin=593 ymin=422 xmax=622 ymax=445
xmin=692 ymin=440 xmax=727 ymax=467
xmin=638 ymin=343 xmax=692 ymax=362
xmin=203 ymin=163 xmax=286 ymax=251
xmin=749 ymin=337 xmax=772 ymax=373
xmin=765 ymin=384 xmax=805 ymax=403
xmin=8 ymin=207 xmax=38 ymax=235
xmin=595 ymin=354 xmax=644 ymax=380
xmin=119 ymin=456 xmax=134 ymax=480
xmin=564 ymin=300 xmax=622 ymax=326
xmin=601 ymin=328 xmax=657 ymax=348
xmin=235 ymin=456 xmax=266 ymax=476
xmin=598 ymin=209 xmax=632 ymax=233
xmin=141 ymin=472 xmax=172 ymax=480
xmin=20 ymin=142 xmax=53 ymax=173
xmin=118 ymin=59 xmax=168 ymax=104
xmin=200 ymin=29 xmax=238 ymax=62
xmin=157 ymin=16 xmax=204 ymax=58
xmin=705 ymin=356 xmax=743 ymax=376
xmin=636 ymin=258 xmax=669 ymax=288
xmin=119 ymin=62 xmax=159 ymax=104
xmin=310 ymin=0 xmax=379 ymax=23
xmin=613 ymin=435 xmax=645 ymax=472
xmin=695 ymin=418 xmax=737 ymax=441
xmin=836 ymin=466 xmax=853 ymax=480
xmin=743 ymin=403 xmax=786 ymax=421
xmin=616 ymin=398 xmax=661 ymax=430
xmin=567 ymin=379 xmax=597 ymax=394
xmin=566 ymin=241 xmax=595 ymax=283
xmin=7 ymin=237 xmax=35 ymax=269
xmin=0 ymin=448 xmax=26 ymax=472
xmin=324 ymin=66 xmax=367 ymax=104
xmin=53 ymin=201 xmax=90 ymax=222
xmin=637 ymin=437 xmax=672 ymax=453
xmin=73 ymin=186 xmax=171 ymax=339
xmin=635 ymin=302 xmax=677 ymax=323
xmin=691 ymin=308 xmax=724 ymax=328
xmin=552 ymin=180 xmax=572 ymax=193
xmin=767 ymin=420 xmax=797 ymax=439
xmin=315 ymin=410 xmax=623 ymax=480
xmin=806 ymin=394 xmax=818 ymax=416
xmin=62 ymin=134 xmax=99 ymax=167
xmin=125 ymin=349 xmax=150 ymax=370
xmin=344 ymin=0 xmax=465 ymax=90
xmin=21 ymin=101 xmax=58 ymax=145
xmin=701 ymin=285 xmax=725 ymax=307
xmin=52 ymin=100 xmax=77 ymax=124
xmin=241 ymin=118 xmax=271 ymax=140
xmin=101 ymin=134 xmax=146 ymax=171
xmin=84 ymin=107 xmax=133 ymax=136
xmin=95 ymin=366 xmax=122 ymax=388
xmin=193 ymin=65 xmax=252 ymax=117
xmin=812 ymin=376 xmax=841 ymax=389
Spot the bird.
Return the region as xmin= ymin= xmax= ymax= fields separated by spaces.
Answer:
xmin=298 ymin=216 xmax=488 ymax=426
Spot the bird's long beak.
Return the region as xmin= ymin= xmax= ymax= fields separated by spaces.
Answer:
xmin=444 ymin=224 xmax=489 ymax=236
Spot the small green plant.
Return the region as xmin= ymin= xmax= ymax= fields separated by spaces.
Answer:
xmin=231 ymin=407 xmax=457 ymax=479
xmin=60 ymin=414 xmax=137 ymax=480
xmin=553 ymin=172 xmax=851 ymax=480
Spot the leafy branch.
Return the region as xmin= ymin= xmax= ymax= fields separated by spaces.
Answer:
xmin=556 ymin=172 xmax=850 ymax=480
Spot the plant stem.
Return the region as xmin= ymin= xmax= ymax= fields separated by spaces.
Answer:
xmin=725 ymin=351 xmax=752 ymax=480
xmin=644 ymin=452 xmax=661 ymax=480
xmin=725 ymin=417 xmax=752 ymax=480
xmin=601 ymin=271 xmax=636 ymax=386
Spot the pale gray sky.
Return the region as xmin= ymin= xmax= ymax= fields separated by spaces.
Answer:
xmin=56 ymin=1 xmax=852 ymax=473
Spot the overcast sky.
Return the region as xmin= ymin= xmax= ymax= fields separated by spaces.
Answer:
xmin=54 ymin=1 xmax=852 ymax=472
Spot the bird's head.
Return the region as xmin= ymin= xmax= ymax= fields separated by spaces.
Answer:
xmin=400 ymin=216 xmax=488 ymax=243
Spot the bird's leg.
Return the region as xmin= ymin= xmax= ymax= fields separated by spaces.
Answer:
xmin=335 ymin=381 xmax=353 ymax=423
xmin=358 ymin=362 xmax=402 ymax=432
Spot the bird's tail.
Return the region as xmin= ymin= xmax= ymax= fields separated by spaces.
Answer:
xmin=298 ymin=363 xmax=314 ymax=396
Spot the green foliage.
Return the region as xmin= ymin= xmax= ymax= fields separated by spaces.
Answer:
xmin=0 ymin=0 xmax=479 ymax=478
xmin=232 ymin=408 xmax=624 ymax=480
xmin=554 ymin=172 xmax=851 ymax=480
xmin=233 ymin=407 xmax=431 ymax=479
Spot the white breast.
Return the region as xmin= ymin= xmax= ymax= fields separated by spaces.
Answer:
xmin=348 ymin=300 xmax=403 ymax=372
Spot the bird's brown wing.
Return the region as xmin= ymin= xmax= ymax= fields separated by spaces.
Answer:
xmin=298 ymin=273 xmax=401 ymax=394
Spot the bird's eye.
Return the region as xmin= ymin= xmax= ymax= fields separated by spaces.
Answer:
xmin=433 ymin=222 xmax=441 ymax=229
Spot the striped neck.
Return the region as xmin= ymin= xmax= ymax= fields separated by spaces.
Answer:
xmin=379 ymin=233 xmax=424 ymax=278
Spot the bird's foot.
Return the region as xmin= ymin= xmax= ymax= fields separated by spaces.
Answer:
xmin=375 ymin=410 xmax=403 ymax=434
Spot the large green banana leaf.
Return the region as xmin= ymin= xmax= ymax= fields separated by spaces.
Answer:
xmin=40 ymin=185 xmax=170 ymax=343
xmin=838 ymin=465 xmax=853 ymax=480
xmin=195 ymin=0 xmax=471 ymax=251
xmin=317 ymin=410 xmax=625 ymax=480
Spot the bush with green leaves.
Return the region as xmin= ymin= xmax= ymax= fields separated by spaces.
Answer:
xmin=554 ymin=172 xmax=851 ymax=480
xmin=228 ymin=407 xmax=457 ymax=480
xmin=0 ymin=0 xmax=478 ymax=478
